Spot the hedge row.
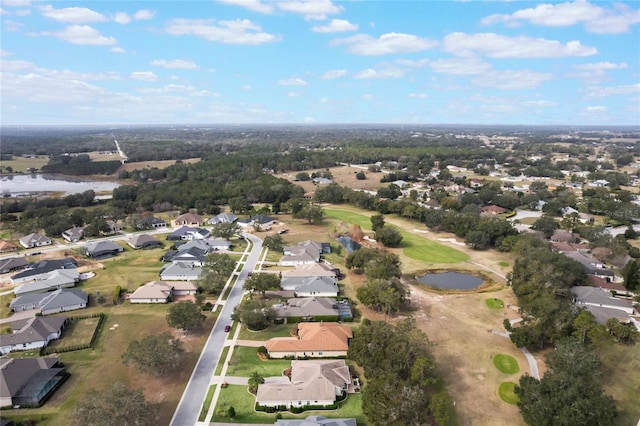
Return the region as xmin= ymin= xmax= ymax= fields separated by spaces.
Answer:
xmin=255 ymin=402 xmax=339 ymax=413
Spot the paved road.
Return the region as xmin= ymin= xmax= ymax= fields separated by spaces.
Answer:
xmin=170 ymin=232 xmax=263 ymax=426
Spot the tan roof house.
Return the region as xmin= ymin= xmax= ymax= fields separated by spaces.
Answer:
xmin=0 ymin=240 xmax=18 ymax=253
xmin=281 ymin=263 xmax=337 ymax=279
xmin=171 ymin=213 xmax=204 ymax=227
xmin=128 ymin=280 xmax=197 ymax=304
xmin=265 ymin=322 xmax=352 ymax=359
xmin=256 ymin=359 xmax=350 ymax=409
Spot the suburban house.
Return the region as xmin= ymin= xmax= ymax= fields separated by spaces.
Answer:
xmin=273 ymin=298 xmax=353 ymax=323
xmin=160 ymin=262 xmax=202 ymax=281
xmin=128 ymin=280 xmax=197 ymax=304
xmin=163 ymin=246 xmax=208 ymax=266
xmin=571 ymin=286 xmax=639 ymax=329
xmin=62 ymin=227 xmax=84 ymax=243
xmin=0 ymin=257 xmax=29 ymax=274
xmin=10 ymin=258 xmax=78 ymax=285
xmin=281 ymin=276 xmax=339 ymax=298
xmin=13 ymin=269 xmax=80 ymax=296
xmin=255 ymin=359 xmax=351 ymax=409
xmin=237 ymin=215 xmax=277 ymax=229
xmin=171 ymin=212 xmax=204 ymax=227
xmin=141 ymin=216 xmax=166 ymax=229
xmin=10 ymin=289 xmax=88 ymax=315
xmin=480 ymin=205 xmax=507 ymax=215
xmin=126 ymin=234 xmax=162 ymax=250
xmin=281 ymin=263 xmax=339 ymax=280
xmin=280 ymin=241 xmax=330 ymax=266
xmin=0 ymin=316 xmax=67 ymax=355
xmin=84 ymin=241 xmax=124 ymax=259
xmin=104 ymin=220 xmax=121 ymax=235
xmin=0 ymin=240 xmax=18 ymax=253
xmin=274 ymin=416 xmax=356 ymax=426
xmin=265 ymin=322 xmax=352 ymax=359
xmin=0 ymin=357 xmax=69 ymax=408
xmin=207 ymin=212 xmax=238 ymax=225
xmin=18 ymin=233 xmax=52 ymax=249
xmin=166 ymin=226 xmax=210 ymax=241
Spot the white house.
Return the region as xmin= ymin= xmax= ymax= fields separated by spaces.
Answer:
xmin=159 ymin=262 xmax=202 ymax=281
xmin=0 ymin=316 xmax=67 ymax=355
xmin=18 ymin=233 xmax=52 ymax=249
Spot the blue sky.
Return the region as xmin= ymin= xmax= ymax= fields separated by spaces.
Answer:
xmin=1 ymin=0 xmax=639 ymax=125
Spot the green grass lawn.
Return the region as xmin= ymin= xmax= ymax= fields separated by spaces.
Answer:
xmin=199 ymin=385 xmax=217 ymax=421
xmin=215 ymin=346 xmax=230 ymax=375
xmin=485 ymin=298 xmax=505 ymax=309
xmin=493 ymin=354 xmax=520 ymax=374
xmin=226 ymin=346 xmax=291 ymax=377
xmin=599 ymin=343 xmax=640 ymax=425
xmin=498 ymin=382 xmax=520 ymax=405
xmin=324 ymin=208 xmax=468 ymax=264
xmin=46 ymin=316 xmax=101 ymax=349
xmin=237 ymin=323 xmax=296 ymax=340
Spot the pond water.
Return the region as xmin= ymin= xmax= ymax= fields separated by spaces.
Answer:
xmin=1 ymin=174 xmax=120 ymax=196
xmin=336 ymin=235 xmax=362 ymax=253
xmin=416 ymin=271 xmax=484 ymax=290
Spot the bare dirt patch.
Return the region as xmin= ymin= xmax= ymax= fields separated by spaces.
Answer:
xmin=405 ymin=286 xmax=531 ymax=426
xmin=274 ymin=165 xmax=383 ymax=194
xmin=114 ymin=157 xmax=201 ymax=174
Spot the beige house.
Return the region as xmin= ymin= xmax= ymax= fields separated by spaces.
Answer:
xmin=265 ymin=322 xmax=352 ymax=359
xmin=128 ymin=280 xmax=197 ymax=304
xmin=171 ymin=213 xmax=204 ymax=227
xmin=281 ymin=263 xmax=337 ymax=279
xmin=256 ymin=359 xmax=351 ymax=409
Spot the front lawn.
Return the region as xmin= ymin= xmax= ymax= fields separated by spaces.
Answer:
xmin=237 ymin=323 xmax=295 ymax=340
xmin=226 ymin=346 xmax=291 ymax=378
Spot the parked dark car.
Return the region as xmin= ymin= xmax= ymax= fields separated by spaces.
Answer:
xmin=224 ymin=325 xmax=231 ymax=332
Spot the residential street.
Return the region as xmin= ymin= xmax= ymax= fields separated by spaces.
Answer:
xmin=170 ymin=232 xmax=263 ymax=426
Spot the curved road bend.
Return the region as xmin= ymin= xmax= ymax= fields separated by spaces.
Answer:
xmin=170 ymin=233 xmax=263 ymax=426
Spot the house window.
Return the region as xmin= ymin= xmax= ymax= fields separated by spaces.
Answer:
xmin=319 ymin=352 xmax=323 ymax=355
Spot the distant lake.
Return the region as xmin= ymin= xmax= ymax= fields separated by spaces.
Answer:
xmin=1 ymin=174 xmax=120 ymax=196
xmin=416 ymin=272 xmax=484 ymax=290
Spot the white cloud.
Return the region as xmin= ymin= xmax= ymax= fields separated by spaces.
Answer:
xmin=0 ymin=49 xmax=12 ymax=57
xmin=428 ymin=57 xmax=492 ymax=75
xmin=113 ymin=12 xmax=131 ymax=25
xmin=395 ymin=58 xmax=428 ymax=68
xmin=408 ymin=93 xmax=427 ymax=99
xmin=482 ymin=1 xmax=640 ymax=34
xmin=133 ymin=9 xmax=155 ymax=20
xmin=585 ymin=83 xmax=640 ymax=97
xmin=2 ymin=0 xmax=31 ymax=6
xmin=521 ymin=100 xmax=558 ymax=107
xmin=278 ymin=77 xmax=307 ymax=86
xmin=166 ymin=18 xmax=281 ymax=45
xmin=354 ymin=67 xmax=406 ymax=79
xmin=472 ymin=69 xmax=554 ymax=89
xmin=312 ymin=19 xmax=358 ymax=33
xmin=217 ymin=0 xmax=274 ymax=14
xmin=362 ymin=94 xmax=374 ymax=101
xmin=44 ymin=25 xmax=117 ymax=45
xmin=443 ymin=32 xmax=597 ymax=58
xmin=574 ymin=62 xmax=628 ymax=71
xmin=130 ymin=71 xmax=158 ymax=81
xmin=276 ymin=0 xmax=343 ymax=20
xmin=287 ymin=91 xmax=303 ymax=97
xmin=333 ymin=32 xmax=437 ymax=55
xmin=320 ymin=69 xmax=347 ymax=79
xmin=586 ymin=105 xmax=608 ymax=112
xmin=39 ymin=5 xmax=107 ymax=24
xmin=242 ymin=85 xmax=252 ymax=90
xmin=0 ymin=59 xmax=34 ymax=71
xmin=111 ymin=47 xmax=126 ymax=53
xmin=151 ymin=59 xmax=200 ymax=70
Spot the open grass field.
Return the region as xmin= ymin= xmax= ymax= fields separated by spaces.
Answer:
xmin=275 ymin=165 xmax=383 ymax=195
xmin=237 ymin=322 xmax=295 ymax=340
xmin=324 ymin=208 xmax=469 ymax=265
xmin=0 ymin=156 xmax=49 ymax=173
xmin=114 ymin=157 xmax=201 ymax=174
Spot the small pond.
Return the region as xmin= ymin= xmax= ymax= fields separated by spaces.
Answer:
xmin=336 ymin=235 xmax=362 ymax=253
xmin=416 ymin=271 xmax=484 ymax=290
xmin=1 ymin=174 xmax=120 ymax=196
